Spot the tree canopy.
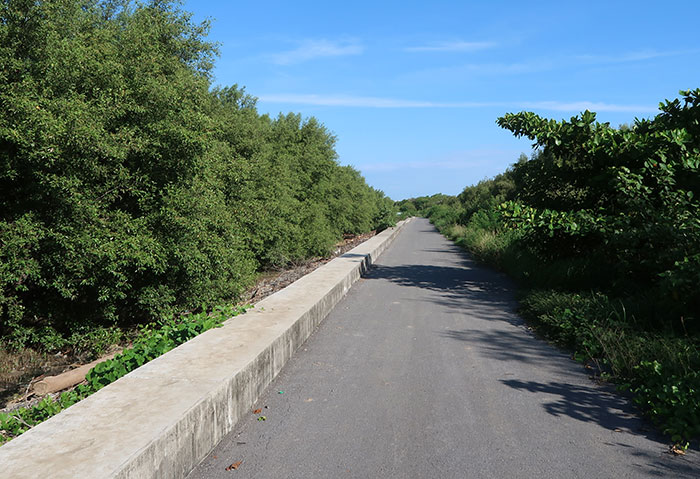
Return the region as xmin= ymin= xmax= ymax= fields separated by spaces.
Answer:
xmin=0 ymin=0 xmax=395 ymax=348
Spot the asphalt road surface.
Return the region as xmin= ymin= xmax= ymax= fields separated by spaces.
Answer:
xmin=188 ymin=218 xmax=699 ymax=478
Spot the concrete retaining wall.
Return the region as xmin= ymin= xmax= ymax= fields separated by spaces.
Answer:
xmin=0 ymin=218 xmax=411 ymax=479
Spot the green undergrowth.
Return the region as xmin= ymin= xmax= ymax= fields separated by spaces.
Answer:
xmin=519 ymin=289 xmax=700 ymax=445
xmin=0 ymin=304 xmax=248 ymax=446
xmin=2 ymin=324 xmax=128 ymax=363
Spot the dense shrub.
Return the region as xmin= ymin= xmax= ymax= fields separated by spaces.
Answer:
xmin=497 ymin=98 xmax=700 ymax=323
xmin=0 ymin=1 xmax=395 ymax=350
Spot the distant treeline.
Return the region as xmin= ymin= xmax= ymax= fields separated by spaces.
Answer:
xmin=403 ymin=90 xmax=700 ymax=444
xmin=0 ymin=1 xmax=395 ymax=348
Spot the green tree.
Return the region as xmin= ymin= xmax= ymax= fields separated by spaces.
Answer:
xmin=0 ymin=0 xmax=395 ymax=350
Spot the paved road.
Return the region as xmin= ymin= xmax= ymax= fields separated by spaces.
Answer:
xmin=188 ymin=218 xmax=699 ymax=478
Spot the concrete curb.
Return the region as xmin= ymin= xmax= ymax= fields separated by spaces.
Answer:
xmin=0 ymin=218 xmax=412 ymax=479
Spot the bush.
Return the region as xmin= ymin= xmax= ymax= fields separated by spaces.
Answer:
xmin=0 ymin=1 xmax=395 ymax=349
xmin=631 ymin=361 xmax=700 ymax=443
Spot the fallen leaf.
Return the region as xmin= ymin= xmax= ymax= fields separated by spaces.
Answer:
xmin=253 ymin=408 xmax=262 ymax=414
xmin=670 ymin=444 xmax=687 ymax=456
xmin=257 ymin=416 xmax=266 ymax=421
xmin=225 ymin=460 xmax=243 ymax=471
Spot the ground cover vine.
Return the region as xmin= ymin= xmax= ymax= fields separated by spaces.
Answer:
xmin=0 ymin=304 xmax=247 ymax=445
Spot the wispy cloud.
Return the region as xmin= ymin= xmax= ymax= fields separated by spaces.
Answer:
xmin=361 ymin=149 xmax=519 ymax=172
xmin=405 ymin=41 xmax=497 ymax=52
xmin=259 ymin=93 xmax=485 ymax=108
xmin=270 ymin=39 xmax=363 ymax=65
xmin=518 ymin=101 xmax=657 ymax=113
xmin=258 ymin=93 xmax=658 ymax=113
xmin=445 ymin=61 xmax=548 ymax=75
xmin=402 ymin=60 xmax=554 ymax=83
xmin=575 ymin=49 xmax=692 ymax=65
xmin=404 ymin=48 xmax=693 ymax=81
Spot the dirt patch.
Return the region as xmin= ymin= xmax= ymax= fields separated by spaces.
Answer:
xmin=0 ymin=345 xmax=124 ymax=411
xmin=1 ymin=349 xmax=75 ymax=408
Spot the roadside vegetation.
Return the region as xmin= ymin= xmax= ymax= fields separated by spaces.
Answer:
xmin=0 ymin=0 xmax=395 ymax=373
xmin=0 ymin=304 xmax=247 ymax=445
xmin=402 ymin=90 xmax=700 ymax=447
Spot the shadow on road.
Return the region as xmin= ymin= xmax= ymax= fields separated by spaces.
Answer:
xmin=614 ymin=444 xmax=700 ymax=477
xmin=499 ymin=378 xmax=700 ymax=476
xmin=365 ymin=222 xmax=700 ymax=474
xmin=501 ymin=378 xmax=640 ymax=431
xmin=441 ymin=327 xmax=561 ymax=367
xmin=440 ymin=321 xmax=700 ymax=474
xmin=364 ymin=260 xmax=522 ymax=326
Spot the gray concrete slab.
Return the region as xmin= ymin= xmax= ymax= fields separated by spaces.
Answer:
xmin=188 ymin=218 xmax=700 ymax=479
xmin=0 ymin=219 xmax=410 ymax=479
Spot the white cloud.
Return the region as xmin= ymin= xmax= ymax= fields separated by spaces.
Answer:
xmin=449 ymin=62 xmax=548 ymax=75
xmin=401 ymin=60 xmax=554 ymax=83
xmin=362 ymin=160 xmax=483 ymax=172
xmin=405 ymin=41 xmax=497 ymax=52
xmin=404 ymin=48 xmax=694 ymax=82
xmin=575 ymin=49 xmax=691 ymax=64
xmin=258 ymin=93 xmax=658 ymax=113
xmin=361 ymin=149 xmax=519 ymax=172
xmin=270 ymin=39 xmax=363 ymax=65
xmin=258 ymin=93 xmax=484 ymax=108
xmin=519 ymin=101 xmax=657 ymax=113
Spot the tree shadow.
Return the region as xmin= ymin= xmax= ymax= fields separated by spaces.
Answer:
xmin=440 ymin=327 xmax=567 ymax=369
xmin=500 ymin=378 xmax=640 ymax=431
xmin=499 ymin=378 xmax=700 ymax=476
xmin=612 ymin=444 xmax=700 ymax=477
xmin=363 ymin=260 xmax=522 ymax=326
xmin=442 ymin=326 xmax=700 ymax=473
xmin=362 ymin=219 xmax=700 ymax=473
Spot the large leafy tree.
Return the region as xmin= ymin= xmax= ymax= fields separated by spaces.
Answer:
xmin=0 ymin=0 xmax=250 ymax=336
xmin=0 ymin=1 xmax=395 ymax=347
xmin=497 ymin=90 xmax=700 ymax=324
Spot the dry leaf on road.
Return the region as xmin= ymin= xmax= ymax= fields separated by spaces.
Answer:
xmin=670 ymin=445 xmax=687 ymax=456
xmin=225 ymin=460 xmax=243 ymax=471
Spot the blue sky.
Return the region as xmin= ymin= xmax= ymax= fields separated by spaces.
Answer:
xmin=183 ymin=0 xmax=699 ymax=200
